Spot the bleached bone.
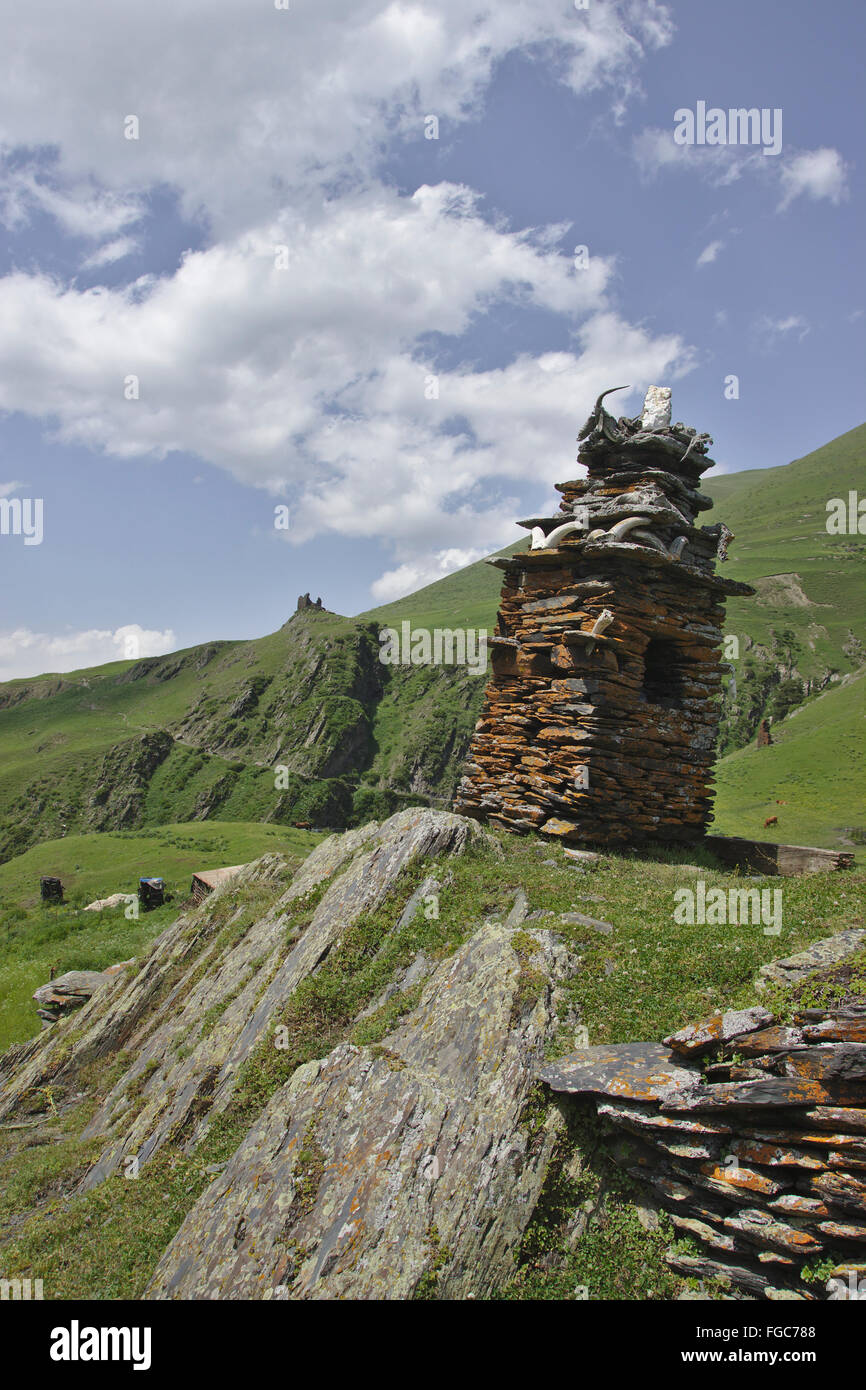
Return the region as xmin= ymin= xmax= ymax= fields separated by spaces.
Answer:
xmin=668 ymin=536 xmax=688 ymax=560
xmin=585 ymin=607 xmax=615 ymax=654
xmin=606 ymin=515 xmax=646 ymax=541
xmin=530 ymin=518 xmax=586 ymax=550
xmin=589 ymin=609 xmax=614 ymax=637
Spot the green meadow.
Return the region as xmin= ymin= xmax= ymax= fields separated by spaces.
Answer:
xmin=0 ymin=820 xmax=319 ymax=1051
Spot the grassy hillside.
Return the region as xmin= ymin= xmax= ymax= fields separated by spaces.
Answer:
xmin=710 ymin=423 xmax=866 ymax=681
xmin=711 ymin=669 xmax=865 ymax=854
xmin=0 ymin=426 xmax=862 ymax=859
xmin=0 ymin=610 xmax=388 ymax=860
xmin=0 ymin=820 xmax=319 ymax=1051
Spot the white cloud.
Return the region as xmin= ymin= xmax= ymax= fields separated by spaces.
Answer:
xmin=633 ymin=127 xmax=848 ymax=214
xmin=753 ymin=313 xmax=811 ymax=349
xmin=778 ymin=147 xmax=849 ymax=210
xmin=0 ymin=480 xmax=24 ymax=498
xmin=0 ymin=623 xmax=177 ymax=682
xmin=0 ymin=1 xmax=688 ymax=599
xmin=0 ymin=184 xmax=695 ymax=571
xmin=370 ymin=547 xmax=491 ymax=604
xmin=0 ymin=165 xmax=143 ymax=240
xmin=696 ymin=239 xmax=724 ymax=266
xmin=0 ymin=1 xmax=674 ymax=237
xmin=81 ymin=236 xmax=140 ymax=269
xmin=632 ymin=126 xmax=758 ymax=184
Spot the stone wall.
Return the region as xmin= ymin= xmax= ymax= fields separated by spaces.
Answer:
xmin=542 ymin=1002 xmax=866 ymax=1299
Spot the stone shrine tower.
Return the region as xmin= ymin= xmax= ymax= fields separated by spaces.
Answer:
xmin=454 ymin=387 xmax=754 ymax=846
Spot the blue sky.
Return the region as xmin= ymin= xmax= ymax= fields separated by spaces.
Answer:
xmin=0 ymin=0 xmax=862 ymax=679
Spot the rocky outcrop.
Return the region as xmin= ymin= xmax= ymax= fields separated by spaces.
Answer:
xmin=755 ymin=931 xmax=866 ymax=990
xmin=86 ymin=731 xmax=174 ymax=831
xmin=0 ymin=812 xmax=491 ymax=1166
xmin=0 ymin=808 xmax=588 ymax=1299
xmin=147 ymin=922 xmax=578 ymax=1300
xmin=78 ymin=811 xmax=491 ymax=1189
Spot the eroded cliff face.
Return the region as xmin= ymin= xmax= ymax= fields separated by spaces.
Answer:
xmin=0 ymin=612 xmax=482 ymax=863
xmin=0 ymin=809 xmax=579 ymax=1299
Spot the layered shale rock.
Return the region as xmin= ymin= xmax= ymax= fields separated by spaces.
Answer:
xmin=541 ymin=1002 xmax=866 ymax=1299
xmin=1 ymin=809 xmax=589 ymax=1300
xmin=147 ymin=922 xmax=578 ymax=1300
xmin=455 ymin=386 xmax=754 ymax=846
xmin=0 ymin=811 xmax=489 ymax=1160
xmin=32 ymin=962 xmax=134 ymax=1026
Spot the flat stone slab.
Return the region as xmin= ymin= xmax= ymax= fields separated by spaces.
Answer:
xmin=756 ymin=930 xmax=866 ymax=990
xmin=800 ymin=1015 xmax=866 ymax=1044
xmin=665 ymin=1007 xmax=773 ymax=1055
xmin=802 ymin=1107 xmax=866 ymax=1133
xmin=665 ymin=1250 xmax=774 ymax=1299
xmin=783 ymin=1044 xmax=866 ymax=1082
xmin=562 ymin=848 xmax=601 ymax=864
xmin=597 ymin=1099 xmax=732 ymax=1136
xmin=725 ymin=1025 xmax=805 ymax=1056
xmin=540 ymin=1043 xmax=700 ymax=1102
xmin=32 ymin=970 xmax=111 ymax=1006
xmin=817 ymin=1220 xmax=866 ymax=1241
xmin=559 ymin=911 xmax=613 ymax=935
xmin=812 ymin=1171 xmax=866 ymax=1215
xmin=705 ymin=835 xmax=855 ymax=877
xmin=724 ymin=1207 xmax=824 ymax=1257
xmin=662 ymin=1076 xmax=866 ymax=1112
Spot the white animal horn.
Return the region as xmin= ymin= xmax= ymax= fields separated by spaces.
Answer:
xmin=542 ymin=518 xmax=585 ymax=549
xmin=590 ymin=609 xmax=614 ymax=637
xmin=607 ymin=515 xmax=646 ymax=541
xmin=532 ymin=519 xmax=586 ymax=550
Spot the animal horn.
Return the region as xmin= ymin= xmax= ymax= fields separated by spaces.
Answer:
xmin=593 ymin=385 xmax=630 ymax=412
xmin=631 ymin=529 xmax=668 ymax=553
xmin=607 ymin=515 xmax=645 ymax=541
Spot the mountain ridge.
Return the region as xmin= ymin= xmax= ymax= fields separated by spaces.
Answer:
xmin=0 ymin=423 xmax=862 ymax=860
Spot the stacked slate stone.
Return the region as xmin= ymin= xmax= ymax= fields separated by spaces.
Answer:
xmin=454 ymin=385 xmax=754 ymax=846
xmin=541 ymin=1005 xmax=866 ymax=1300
